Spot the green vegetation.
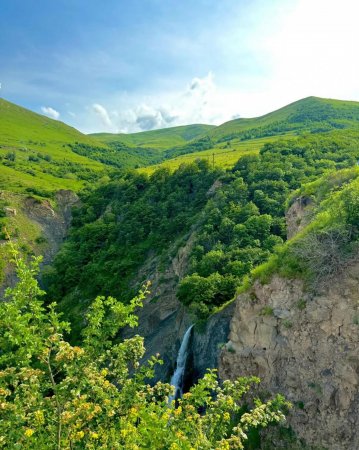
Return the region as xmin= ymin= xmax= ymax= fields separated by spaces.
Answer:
xmin=249 ymin=166 xmax=359 ymax=288
xmin=69 ymin=142 xmax=164 ymax=169
xmin=210 ymin=96 xmax=359 ymax=141
xmin=4 ymin=95 xmax=359 ymax=322
xmin=176 ymin=131 xmax=359 ymax=318
xmin=90 ymin=124 xmax=215 ymax=150
xmin=0 ymin=248 xmax=289 ymax=449
xmin=139 ymin=96 xmax=359 ymax=174
xmin=2 ymin=95 xmax=359 ymax=449
xmin=139 ymin=136 xmax=271 ymax=174
xmin=47 ymin=160 xmax=220 ymax=335
xmin=2 ymin=96 xmax=359 ymax=193
xmin=47 ymin=127 xmax=359 ymax=325
xmin=0 ymin=98 xmax=113 ymax=194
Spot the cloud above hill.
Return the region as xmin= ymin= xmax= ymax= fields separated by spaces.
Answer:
xmin=41 ymin=106 xmax=60 ymax=120
xmin=91 ymin=73 xmax=233 ymax=133
xmin=92 ymin=103 xmax=113 ymax=129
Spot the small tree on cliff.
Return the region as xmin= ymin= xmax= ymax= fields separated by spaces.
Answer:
xmin=0 ymin=247 xmax=289 ymax=449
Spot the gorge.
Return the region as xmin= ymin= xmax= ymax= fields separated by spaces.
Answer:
xmin=1 ymin=96 xmax=359 ymax=448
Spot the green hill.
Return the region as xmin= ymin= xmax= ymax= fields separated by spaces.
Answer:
xmin=210 ymin=96 xmax=359 ymax=140
xmin=0 ymin=98 xmax=110 ymax=195
xmin=3 ymin=95 xmax=359 ymax=190
xmin=141 ymin=96 xmax=359 ymax=173
xmin=90 ymin=124 xmax=215 ymax=150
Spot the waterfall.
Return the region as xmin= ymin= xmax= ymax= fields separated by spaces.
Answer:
xmin=168 ymin=325 xmax=193 ymax=404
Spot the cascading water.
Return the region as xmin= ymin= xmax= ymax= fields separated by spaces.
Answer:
xmin=168 ymin=325 xmax=193 ymax=404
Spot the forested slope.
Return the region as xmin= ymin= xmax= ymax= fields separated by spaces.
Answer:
xmin=47 ymin=129 xmax=359 ymax=337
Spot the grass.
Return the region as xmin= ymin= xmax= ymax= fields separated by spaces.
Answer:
xmin=90 ymin=124 xmax=215 ymax=150
xmin=138 ymin=97 xmax=359 ymax=174
xmin=0 ymin=98 xmax=109 ymax=194
xmin=138 ymin=136 xmax=278 ymax=173
xmin=209 ymin=96 xmax=359 ymax=140
xmin=0 ymin=97 xmax=118 ymax=280
xmin=289 ymin=166 xmax=359 ymax=206
xmin=2 ymin=95 xmax=359 ymax=304
xmin=3 ymin=96 xmax=359 ymax=188
xmin=237 ymin=166 xmax=359 ymax=297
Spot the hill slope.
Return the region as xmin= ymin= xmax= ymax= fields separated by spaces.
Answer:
xmin=48 ymin=128 xmax=359 ymax=334
xmin=90 ymin=124 xmax=215 ymax=150
xmin=0 ymin=98 xmax=111 ymax=194
xmin=140 ymin=96 xmax=359 ymax=173
xmin=211 ymin=96 xmax=359 ymax=139
xmin=0 ymin=98 xmax=114 ymax=285
xmin=220 ymin=166 xmax=359 ymax=449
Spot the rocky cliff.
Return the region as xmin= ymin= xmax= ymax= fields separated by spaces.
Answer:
xmin=123 ymin=229 xmax=233 ymax=383
xmin=286 ymin=195 xmax=314 ymax=239
xmin=23 ymin=190 xmax=79 ymax=267
xmin=0 ymin=190 xmax=79 ymax=296
xmin=219 ymin=259 xmax=359 ymax=450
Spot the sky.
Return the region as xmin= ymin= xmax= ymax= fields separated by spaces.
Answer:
xmin=1 ymin=0 xmax=359 ymax=134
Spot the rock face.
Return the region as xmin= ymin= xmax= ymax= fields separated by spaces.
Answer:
xmin=219 ymin=266 xmax=359 ymax=450
xmin=122 ymin=232 xmax=195 ymax=380
xmin=286 ymin=196 xmax=313 ymax=239
xmin=191 ymin=302 xmax=235 ymax=383
xmin=0 ymin=190 xmax=79 ymax=297
xmin=24 ymin=190 xmax=79 ymax=266
xmin=123 ymin=230 xmax=232 ymax=383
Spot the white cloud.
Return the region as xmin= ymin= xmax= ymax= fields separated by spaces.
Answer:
xmin=41 ymin=106 xmax=60 ymax=120
xmin=92 ymin=103 xmax=113 ymax=129
xmin=109 ymin=72 xmax=234 ymax=133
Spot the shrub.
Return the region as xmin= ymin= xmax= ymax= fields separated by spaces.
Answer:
xmin=292 ymin=226 xmax=352 ymax=283
xmin=0 ymin=248 xmax=290 ymax=449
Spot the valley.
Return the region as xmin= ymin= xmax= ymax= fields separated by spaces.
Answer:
xmin=1 ymin=95 xmax=359 ymax=449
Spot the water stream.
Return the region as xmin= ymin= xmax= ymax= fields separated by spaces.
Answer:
xmin=168 ymin=325 xmax=193 ymax=404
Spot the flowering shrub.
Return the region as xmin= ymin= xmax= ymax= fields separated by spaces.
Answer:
xmin=0 ymin=248 xmax=289 ymax=449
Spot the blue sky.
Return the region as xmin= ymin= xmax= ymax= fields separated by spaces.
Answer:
xmin=1 ymin=0 xmax=359 ymax=133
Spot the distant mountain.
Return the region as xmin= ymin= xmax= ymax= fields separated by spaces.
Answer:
xmin=2 ymin=96 xmax=359 ymax=193
xmin=140 ymin=96 xmax=359 ymax=173
xmin=90 ymin=124 xmax=215 ymax=150
xmin=210 ymin=96 xmax=359 ymax=140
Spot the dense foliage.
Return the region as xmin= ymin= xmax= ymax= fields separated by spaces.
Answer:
xmin=177 ymin=132 xmax=359 ymax=317
xmin=70 ymin=142 xmax=164 ymax=169
xmin=47 ymin=160 xmax=219 ymax=332
xmin=47 ymin=131 xmax=359 ymax=323
xmin=255 ymin=167 xmax=359 ymax=287
xmin=0 ymin=249 xmax=289 ymax=449
xmin=164 ymin=136 xmax=214 ymax=159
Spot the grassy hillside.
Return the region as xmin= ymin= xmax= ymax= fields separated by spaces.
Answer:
xmin=90 ymin=124 xmax=215 ymax=150
xmin=210 ymin=96 xmax=359 ymax=140
xmin=0 ymin=98 xmax=117 ymax=285
xmin=3 ymin=96 xmax=359 ymax=192
xmin=139 ymin=97 xmax=359 ymax=173
xmin=249 ymin=165 xmax=359 ymax=290
xmin=0 ymin=98 xmax=111 ymax=195
xmin=4 ymin=96 xmax=359 ymax=190
xmin=139 ymin=136 xmax=275 ymax=174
